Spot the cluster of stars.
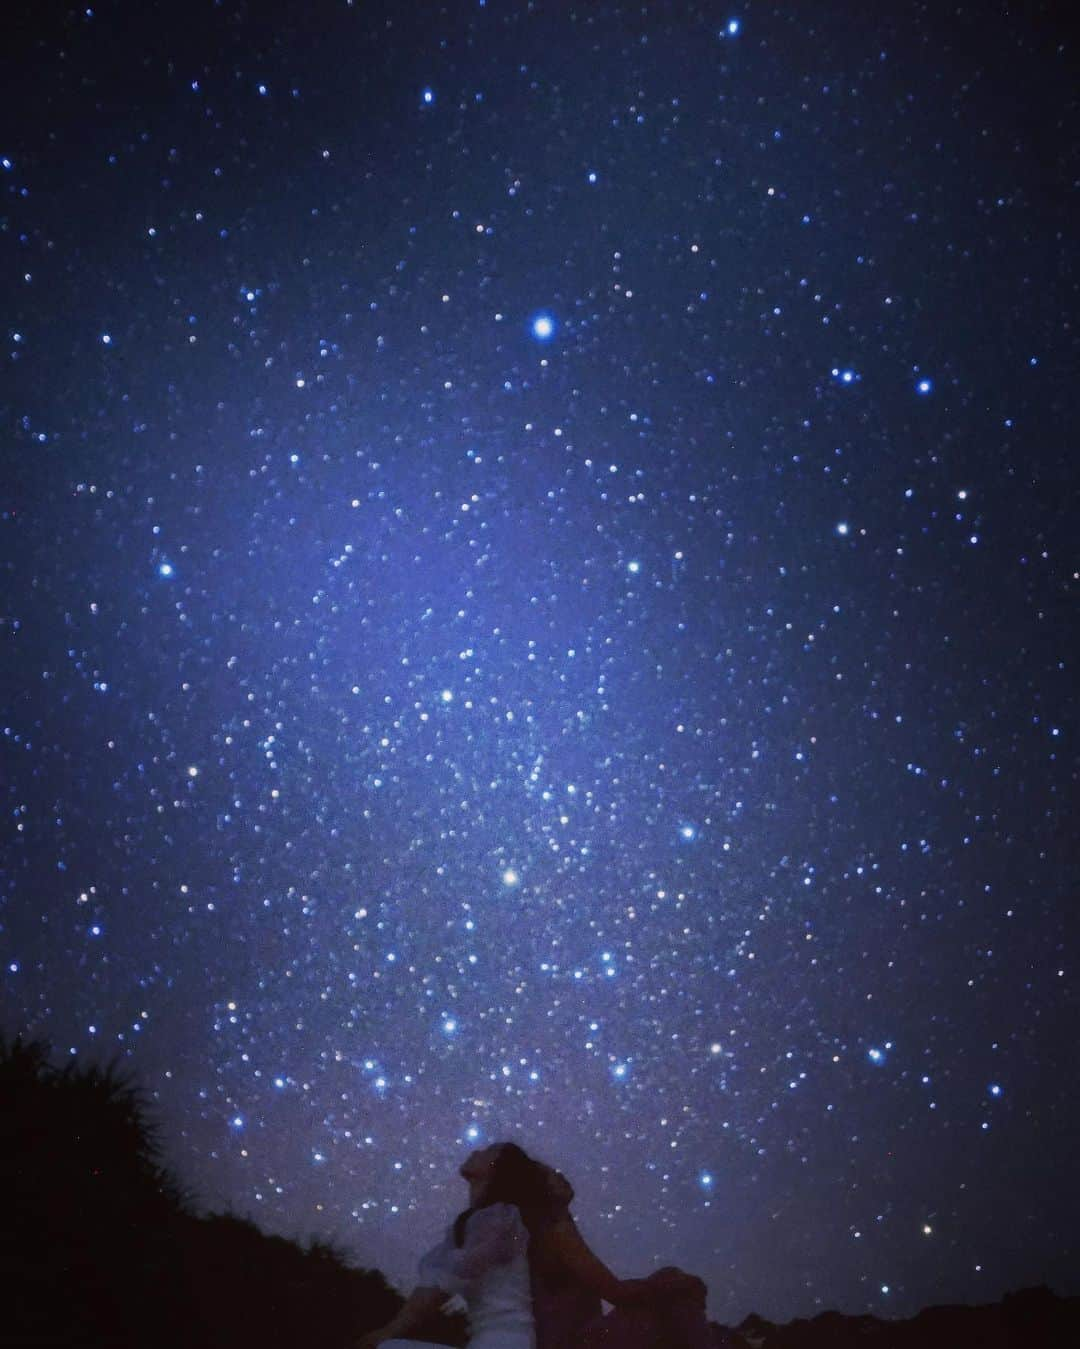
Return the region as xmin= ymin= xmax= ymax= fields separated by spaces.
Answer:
xmin=3 ymin=0 xmax=1075 ymax=1331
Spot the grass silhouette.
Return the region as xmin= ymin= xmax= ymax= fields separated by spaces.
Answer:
xmin=0 ymin=1034 xmax=464 ymax=1347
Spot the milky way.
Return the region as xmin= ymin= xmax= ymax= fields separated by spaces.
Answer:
xmin=2 ymin=0 xmax=1077 ymax=1324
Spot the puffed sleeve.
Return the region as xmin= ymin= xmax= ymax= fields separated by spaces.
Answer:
xmin=417 ymin=1203 xmax=528 ymax=1292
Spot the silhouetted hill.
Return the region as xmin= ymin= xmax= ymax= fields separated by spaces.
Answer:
xmin=0 ymin=1035 xmax=465 ymax=1347
xmin=723 ymin=1283 xmax=1080 ymax=1348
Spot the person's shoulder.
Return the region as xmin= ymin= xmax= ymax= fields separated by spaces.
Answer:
xmin=482 ymin=1200 xmax=524 ymax=1220
xmin=476 ymin=1201 xmax=527 ymax=1231
xmin=530 ymin=1212 xmax=577 ymax=1257
xmin=537 ymin=1212 xmax=577 ymax=1236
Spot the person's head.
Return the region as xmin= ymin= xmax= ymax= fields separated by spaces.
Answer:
xmin=459 ymin=1142 xmax=504 ymax=1206
xmin=452 ymin=1141 xmax=564 ymax=1246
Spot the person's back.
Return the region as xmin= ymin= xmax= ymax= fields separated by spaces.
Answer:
xmin=462 ymin=1210 xmax=535 ymax=1349
xmin=376 ymin=1201 xmax=535 ymax=1349
xmin=529 ymin=1216 xmax=603 ymax=1348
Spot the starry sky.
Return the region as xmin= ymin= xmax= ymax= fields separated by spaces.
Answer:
xmin=2 ymin=0 xmax=1078 ymax=1327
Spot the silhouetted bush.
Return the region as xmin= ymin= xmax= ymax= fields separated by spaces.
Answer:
xmin=729 ymin=1283 xmax=1080 ymax=1347
xmin=0 ymin=1036 xmax=465 ymax=1347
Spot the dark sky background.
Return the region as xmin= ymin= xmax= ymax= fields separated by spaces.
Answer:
xmin=2 ymin=0 xmax=1078 ymax=1326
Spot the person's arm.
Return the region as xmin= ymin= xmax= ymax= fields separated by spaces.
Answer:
xmin=357 ymin=1284 xmax=448 ymax=1346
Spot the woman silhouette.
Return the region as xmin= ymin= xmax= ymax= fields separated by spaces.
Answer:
xmin=358 ymin=1142 xmax=551 ymax=1349
xmin=358 ymin=1143 xmax=710 ymax=1349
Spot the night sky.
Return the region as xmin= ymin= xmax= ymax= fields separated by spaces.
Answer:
xmin=2 ymin=0 xmax=1078 ymax=1326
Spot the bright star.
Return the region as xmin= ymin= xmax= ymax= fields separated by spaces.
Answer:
xmin=835 ymin=522 xmax=850 ymax=537
xmin=531 ymin=313 xmax=555 ymax=340
xmin=421 ymin=87 xmax=435 ymax=105
xmin=916 ymin=378 xmax=933 ymax=394
xmin=158 ymin=561 xmax=174 ymax=577
xmin=502 ymin=868 xmax=520 ymax=887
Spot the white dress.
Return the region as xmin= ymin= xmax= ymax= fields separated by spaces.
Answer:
xmin=382 ymin=1201 xmax=536 ymax=1349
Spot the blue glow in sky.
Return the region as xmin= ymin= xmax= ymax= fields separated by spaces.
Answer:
xmin=3 ymin=1 xmax=1076 ymax=1332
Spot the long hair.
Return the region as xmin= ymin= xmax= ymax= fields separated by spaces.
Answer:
xmin=451 ymin=1142 xmax=560 ymax=1247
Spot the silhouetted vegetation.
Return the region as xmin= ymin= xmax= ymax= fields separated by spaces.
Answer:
xmin=0 ymin=1035 xmax=465 ymax=1347
xmin=726 ymin=1283 xmax=1079 ymax=1347
xmin=2 ymin=1035 xmax=1075 ymax=1347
